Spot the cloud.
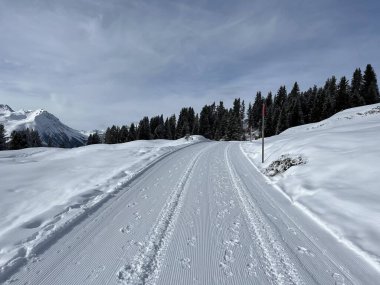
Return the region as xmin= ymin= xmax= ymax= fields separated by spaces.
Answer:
xmin=0 ymin=0 xmax=379 ymax=130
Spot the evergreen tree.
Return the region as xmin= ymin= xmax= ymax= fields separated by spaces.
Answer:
xmin=336 ymin=76 xmax=350 ymax=111
xmin=350 ymin=68 xmax=364 ymax=107
xmin=176 ymin=108 xmax=192 ymax=138
xmin=247 ymin=103 xmax=253 ymax=133
xmin=252 ymin=92 xmax=263 ymax=128
xmin=164 ymin=118 xmax=172 ymax=139
xmin=153 ymin=115 xmax=165 ymax=139
xmin=199 ymin=105 xmax=212 ymax=139
xmin=321 ymin=77 xmax=336 ymax=118
xmin=119 ymin=125 xmax=129 ymax=143
xmin=87 ymin=134 xmax=94 ymax=145
xmin=28 ymin=129 xmax=42 ymax=147
xmin=214 ymin=101 xmax=227 ymax=140
xmin=227 ymin=99 xmax=244 ymax=140
xmin=10 ymin=130 xmax=28 ymax=150
xmin=193 ymin=114 xmax=200 ymax=135
xmin=87 ymin=132 xmax=101 ymax=145
xmin=273 ymin=86 xmax=287 ymax=134
xmin=128 ymin=123 xmax=137 ymax=141
xmin=264 ymin=92 xmax=274 ymax=137
xmin=137 ymin=117 xmax=151 ymax=140
xmin=92 ymin=132 xmax=101 ymax=144
xmin=287 ymin=82 xmax=304 ymax=127
xmin=104 ymin=125 xmax=119 ymax=144
xmin=310 ymin=88 xmax=325 ymax=122
xmin=0 ymin=124 xmax=6 ymax=150
xmin=276 ymin=109 xmax=289 ymax=134
xmin=362 ymin=64 xmax=380 ymax=104
xmin=169 ymin=115 xmax=176 ymax=140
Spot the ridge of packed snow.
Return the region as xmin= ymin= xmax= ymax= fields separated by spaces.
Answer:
xmin=0 ymin=105 xmax=86 ymax=147
xmin=241 ymin=103 xmax=380 ymax=270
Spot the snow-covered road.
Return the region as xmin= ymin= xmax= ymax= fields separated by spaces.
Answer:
xmin=5 ymin=142 xmax=380 ymax=284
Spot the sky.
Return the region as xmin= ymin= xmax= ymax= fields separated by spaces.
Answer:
xmin=0 ymin=0 xmax=379 ymax=130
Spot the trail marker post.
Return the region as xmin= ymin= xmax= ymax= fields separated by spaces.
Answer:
xmin=262 ymin=103 xmax=265 ymax=163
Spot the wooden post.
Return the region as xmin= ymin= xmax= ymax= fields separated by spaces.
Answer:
xmin=262 ymin=103 xmax=265 ymax=163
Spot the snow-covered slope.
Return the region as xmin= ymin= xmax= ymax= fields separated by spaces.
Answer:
xmin=0 ymin=136 xmax=205 ymax=278
xmin=241 ymin=103 xmax=380 ymax=268
xmin=0 ymin=104 xmax=86 ymax=147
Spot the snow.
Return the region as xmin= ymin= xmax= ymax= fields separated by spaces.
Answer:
xmin=0 ymin=105 xmax=86 ymax=147
xmin=0 ymin=136 xmax=205 ymax=278
xmin=241 ymin=103 xmax=380 ymax=270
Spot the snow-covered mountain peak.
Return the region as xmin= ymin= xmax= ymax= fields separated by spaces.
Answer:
xmin=0 ymin=104 xmax=87 ymax=147
xmin=0 ymin=104 xmax=14 ymax=114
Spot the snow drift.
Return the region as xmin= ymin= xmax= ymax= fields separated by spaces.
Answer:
xmin=241 ymin=103 xmax=380 ymax=269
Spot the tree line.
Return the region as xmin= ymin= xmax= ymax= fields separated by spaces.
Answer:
xmin=96 ymin=64 xmax=379 ymax=144
xmin=247 ymin=64 xmax=379 ymax=137
xmin=1 ymin=64 xmax=378 ymax=150
xmin=0 ymin=126 xmax=42 ymax=150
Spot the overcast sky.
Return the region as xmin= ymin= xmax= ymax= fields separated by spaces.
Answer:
xmin=0 ymin=0 xmax=379 ymax=130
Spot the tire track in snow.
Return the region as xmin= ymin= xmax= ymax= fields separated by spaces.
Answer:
xmin=117 ymin=145 xmax=211 ymax=284
xmin=225 ymin=144 xmax=304 ymax=285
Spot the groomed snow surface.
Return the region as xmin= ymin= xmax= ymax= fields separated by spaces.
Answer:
xmin=242 ymin=103 xmax=380 ymax=271
xmin=1 ymin=105 xmax=380 ymax=284
xmin=0 ymin=135 xmax=205 ymax=281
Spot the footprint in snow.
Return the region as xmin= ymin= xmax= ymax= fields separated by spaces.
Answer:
xmin=219 ymin=262 xmax=233 ymax=277
xmin=134 ymin=212 xmax=141 ymax=220
xmin=247 ymin=262 xmax=258 ymax=277
xmin=180 ymin=257 xmax=191 ymax=269
xmin=187 ymin=236 xmax=196 ymax=247
xmin=332 ymin=272 xmax=345 ymax=285
xmin=297 ymin=246 xmax=315 ymax=257
xmin=120 ymin=225 xmax=132 ymax=234
xmin=287 ymin=227 xmax=297 ymax=235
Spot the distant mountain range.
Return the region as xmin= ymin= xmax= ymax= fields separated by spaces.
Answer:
xmin=0 ymin=104 xmax=87 ymax=147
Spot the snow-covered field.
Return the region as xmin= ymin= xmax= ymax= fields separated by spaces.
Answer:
xmin=241 ymin=103 xmax=380 ymax=270
xmin=0 ymin=136 xmax=204 ymax=278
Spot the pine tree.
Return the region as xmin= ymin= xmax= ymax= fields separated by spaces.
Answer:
xmin=153 ymin=115 xmax=165 ymax=139
xmin=92 ymin=132 xmax=101 ymax=144
xmin=10 ymin=130 xmax=28 ymax=150
xmin=252 ymin=92 xmax=263 ymax=128
xmin=164 ymin=118 xmax=172 ymax=139
xmin=199 ymin=105 xmax=212 ymax=139
xmin=169 ymin=115 xmax=176 ymax=140
xmin=336 ymin=76 xmax=350 ymax=112
xmin=87 ymin=134 xmax=94 ymax=145
xmin=193 ymin=114 xmax=200 ymax=135
xmin=88 ymin=132 xmax=101 ymax=145
xmin=29 ymin=129 xmax=42 ymax=147
xmin=104 ymin=127 xmax=112 ymax=144
xmin=276 ymin=109 xmax=289 ymax=134
xmin=362 ymin=64 xmax=380 ymax=104
xmin=214 ymin=101 xmax=227 ymax=140
xmin=0 ymin=124 xmax=6 ymax=150
xmin=321 ymin=77 xmax=336 ymax=118
xmin=128 ymin=123 xmax=137 ymax=141
xmin=119 ymin=125 xmax=129 ymax=143
xmin=137 ymin=117 xmax=151 ymax=140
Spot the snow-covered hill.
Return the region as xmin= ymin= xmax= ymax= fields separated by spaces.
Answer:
xmin=241 ymin=103 xmax=380 ymax=269
xmin=0 ymin=104 xmax=86 ymax=147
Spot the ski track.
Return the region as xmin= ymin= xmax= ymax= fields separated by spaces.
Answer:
xmin=225 ymin=144 xmax=303 ymax=285
xmin=116 ymin=143 xmax=212 ymax=284
xmin=4 ymin=142 xmax=380 ymax=284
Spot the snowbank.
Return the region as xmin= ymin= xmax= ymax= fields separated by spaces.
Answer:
xmin=0 ymin=136 xmax=205 ymax=278
xmin=241 ymin=104 xmax=380 ymax=270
